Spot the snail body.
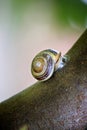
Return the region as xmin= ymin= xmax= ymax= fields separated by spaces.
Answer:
xmin=31 ymin=49 xmax=62 ymax=81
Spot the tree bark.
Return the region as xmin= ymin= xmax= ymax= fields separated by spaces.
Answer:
xmin=0 ymin=29 xmax=87 ymax=130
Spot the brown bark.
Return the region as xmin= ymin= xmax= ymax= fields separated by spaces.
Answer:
xmin=0 ymin=29 xmax=87 ymax=130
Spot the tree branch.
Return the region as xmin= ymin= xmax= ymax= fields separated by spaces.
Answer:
xmin=0 ymin=29 xmax=87 ymax=130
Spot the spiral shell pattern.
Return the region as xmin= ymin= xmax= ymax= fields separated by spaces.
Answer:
xmin=31 ymin=49 xmax=61 ymax=81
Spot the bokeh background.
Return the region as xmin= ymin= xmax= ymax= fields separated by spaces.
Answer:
xmin=0 ymin=0 xmax=87 ymax=102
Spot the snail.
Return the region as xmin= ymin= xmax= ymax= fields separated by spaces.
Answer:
xmin=31 ymin=49 xmax=66 ymax=81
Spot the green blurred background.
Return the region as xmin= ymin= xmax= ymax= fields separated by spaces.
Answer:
xmin=0 ymin=0 xmax=87 ymax=101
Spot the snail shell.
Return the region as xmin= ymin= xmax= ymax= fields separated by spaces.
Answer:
xmin=31 ymin=49 xmax=61 ymax=81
